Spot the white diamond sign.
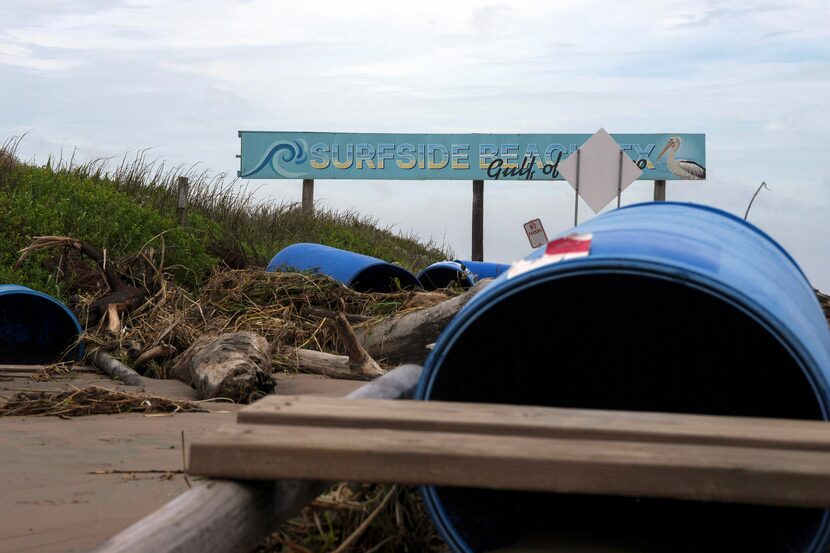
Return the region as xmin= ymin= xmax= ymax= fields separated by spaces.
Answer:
xmin=558 ymin=128 xmax=643 ymax=213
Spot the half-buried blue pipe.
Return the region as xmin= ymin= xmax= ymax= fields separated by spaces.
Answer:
xmin=0 ymin=285 xmax=83 ymax=364
xmin=459 ymin=260 xmax=511 ymax=281
xmin=416 ymin=202 xmax=830 ymax=553
xmin=418 ymin=260 xmax=511 ymax=290
xmin=266 ymin=243 xmax=421 ymax=293
xmin=418 ymin=262 xmax=475 ymax=290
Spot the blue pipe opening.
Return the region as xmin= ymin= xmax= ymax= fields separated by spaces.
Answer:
xmin=418 ymin=261 xmax=511 ymax=291
xmin=0 ymin=285 xmax=83 ymax=364
xmin=418 ymin=262 xmax=476 ymax=290
xmin=417 ymin=203 xmax=830 ymax=553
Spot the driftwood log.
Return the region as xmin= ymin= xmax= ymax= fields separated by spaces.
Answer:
xmin=170 ymin=332 xmax=275 ymax=402
xmin=284 ymin=349 xmax=370 ymax=381
xmin=334 ymin=312 xmax=384 ymax=377
xmin=134 ymin=344 xmax=176 ymax=372
xmin=283 ymin=312 xmax=385 ymax=381
xmin=301 ymin=306 xmax=370 ymax=324
xmin=357 ymin=278 xmax=491 ymax=364
xmin=90 ymin=364 xmax=424 ymax=553
xmin=91 ymin=350 xmax=145 ymax=387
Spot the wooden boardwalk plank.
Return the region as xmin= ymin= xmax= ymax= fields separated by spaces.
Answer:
xmin=238 ymin=395 xmax=830 ymax=451
xmin=0 ymin=364 xmax=96 ymax=373
xmin=188 ymin=422 xmax=830 ymax=507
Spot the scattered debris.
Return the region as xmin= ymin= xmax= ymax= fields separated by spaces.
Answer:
xmin=817 ymin=290 xmax=830 ymax=326
xmin=91 ymin=350 xmax=145 ymax=387
xmin=29 ymin=362 xmax=75 ymax=382
xmin=0 ymin=386 xmax=207 ymax=417
xmin=356 ymin=278 xmax=491 ymax=364
xmin=82 ymin=269 xmax=461 ymax=384
xmin=255 ymin=484 xmax=446 ymax=553
xmin=17 ymin=236 xmax=151 ymax=331
xmin=134 ymin=344 xmax=176 ymax=372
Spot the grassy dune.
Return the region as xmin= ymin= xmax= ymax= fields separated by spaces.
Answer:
xmin=0 ymin=138 xmax=451 ymax=298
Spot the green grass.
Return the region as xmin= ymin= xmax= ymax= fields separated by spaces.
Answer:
xmin=0 ymin=137 xmax=452 ymax=299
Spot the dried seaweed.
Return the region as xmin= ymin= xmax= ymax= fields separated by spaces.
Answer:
xmin=82 ymin=268 xmax=459 ymax=373
xmin=256 ymin=484 xmax=448 ymax=553
xmin=817 ymin=290 xmax=830 ymax=326
xmin=29 ymin=362 xmax=75 ymax=382
xmin=0 ymin=386 xmax=207 ymax=417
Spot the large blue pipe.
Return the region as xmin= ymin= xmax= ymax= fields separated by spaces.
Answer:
xmin=0 ymin=285 xmax=83 ymax=363
xmin=266 ymin=243 xmax=421 ymax=293
xmin=416 ymin=203 xmax=830 ymax=553
xmin=418 ymin=260 xmax=511 ymax=290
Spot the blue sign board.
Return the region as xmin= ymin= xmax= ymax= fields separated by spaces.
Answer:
xmin=238 ymin=131 xmax=705 ymax=181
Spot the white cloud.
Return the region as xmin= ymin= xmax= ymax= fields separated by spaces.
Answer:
xmin=1 ymin=0 xmax=829 ymax=288
xmin=0 ymin=43 xmax=85 ymax=71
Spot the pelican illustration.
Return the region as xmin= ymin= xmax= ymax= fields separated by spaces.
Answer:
xmin=656 ymin=137 xmax=705 ymax=180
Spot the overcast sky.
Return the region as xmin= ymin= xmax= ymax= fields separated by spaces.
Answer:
xmin=2 ymin=0 xmax=829 ymax=289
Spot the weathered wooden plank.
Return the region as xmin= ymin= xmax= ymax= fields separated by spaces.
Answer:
xmin=238 ymin=395 xmax=830 ymax=451
xmin=189 ymin=423 xmax=830 ymax=508
xmin=0 ymin=364 xmax=97 ymax=373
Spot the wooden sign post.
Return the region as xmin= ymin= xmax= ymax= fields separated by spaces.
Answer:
xmin=654 ymin=180 xmax=666 ymax=201
xmin=472 ymin=180 xmax=484 ymax=262
xmin=302 ymin=179 xmax=314 ymax=214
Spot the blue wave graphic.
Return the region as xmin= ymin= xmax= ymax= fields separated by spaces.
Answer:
xmin=241 ymin=139 xmax=308 ymax=178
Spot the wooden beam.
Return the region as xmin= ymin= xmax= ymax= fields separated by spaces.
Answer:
xmin=471 ymin=180 xmax=483 ymax=261
xmin=654 ymin=179 xmax=666 ymax=201
xmin=238 ymin=395 xmax=830 ymax=452
xmin=89 ymin=479 xmax=320 ymax=553
xmin=0 ymin=364 xmax=96 ymax=373
xmin=302 ymin=179 xmax=314 ymax=214
xmin=188 ymin=422 xmax=830 ymax=508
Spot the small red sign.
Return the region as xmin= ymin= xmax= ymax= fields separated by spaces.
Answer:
xmin=523 ymin=218 xmax=548 ymax=248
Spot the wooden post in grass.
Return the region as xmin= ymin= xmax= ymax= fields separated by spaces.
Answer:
xmin=654 ymin=180 xmax=666 ymax=202
xmin=472 ymin=180 xmax=484 ymax=262
xmin=177 ymin=177 xmax=189 ymax=225
xmin=302 ymin=179 xmax=314 ymax=214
